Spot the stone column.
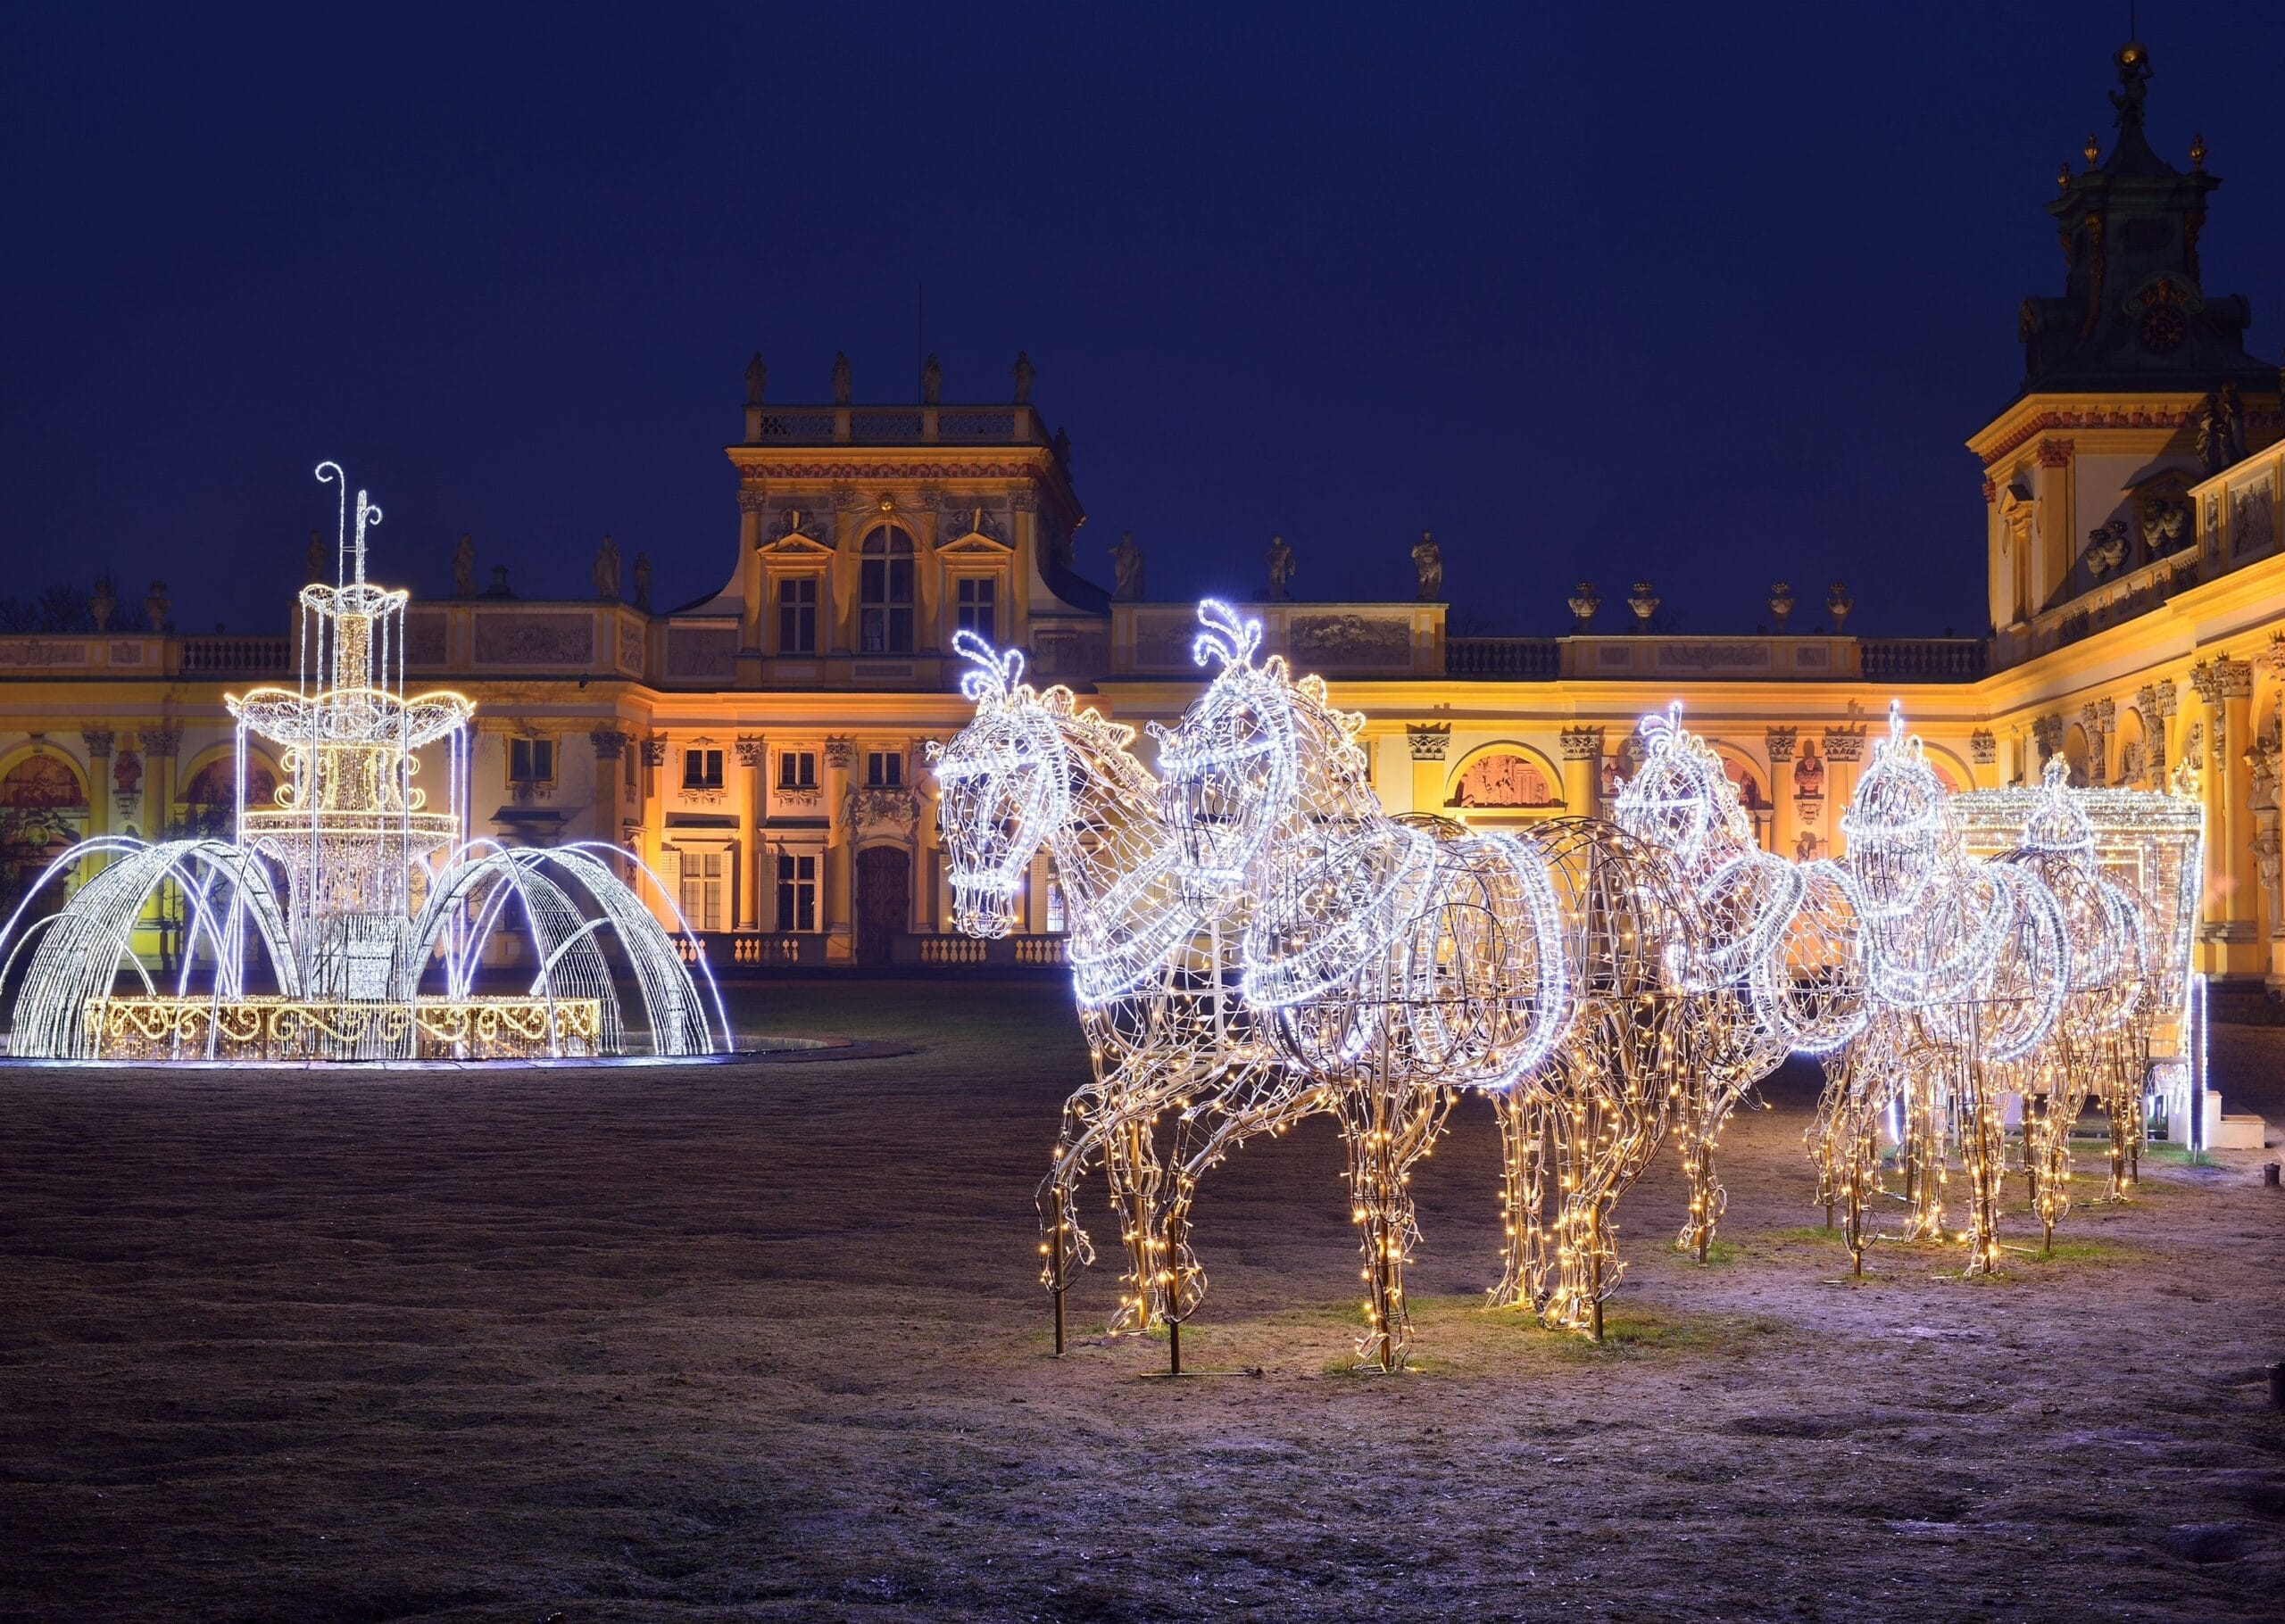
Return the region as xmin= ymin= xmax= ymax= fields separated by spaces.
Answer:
xmin=80 ymin=728 xmax=113 ymax=848
xmin=1407 ymin=724 xmax=1450 ymax=816
xmin=1821 ymin=725 xmax=1866 ymax=854
xmin=822 ymin=734 xmax=854 ymax=960
xmin=735 ymin=734 xmax=766 ymax=930
xmin=638 ymin=734 xmax=668 ymax=908
xmin=2191 ymin=655 xmax=2258 ymax=974
xmin=1558 ymin=725 xmax=1602 ymax=816
xmin=2081 ymin=699 xmax=2115 ymax=786
xmin=143 ymin=723 xmax=181 ymax=838
xmin=589 ymin=730 xmax=628 ymax=866
xmin=2140 ymin=679 xmax=2178 ymax=782
xmin=1765 ymin=727 xmax=1798 ymax=856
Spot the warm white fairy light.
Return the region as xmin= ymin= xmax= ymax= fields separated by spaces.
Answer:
xmin=0 ymin=465 xmax=724 ymax=1063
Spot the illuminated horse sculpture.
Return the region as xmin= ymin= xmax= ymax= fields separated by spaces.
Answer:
xmin=1608 ymin=705 xmax=1873 ymax=1264
xmin=1815 ymin=707 xmax=2069 ymax=1276
xmin=1155 ymin=603 xmax=1573 ymax=1365
xmin=930 ymin=634 xmax=1284 ymax=1350
xmin=1995 ymin=759 xmax=2146 ymax=1254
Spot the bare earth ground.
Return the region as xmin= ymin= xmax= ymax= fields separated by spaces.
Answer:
xmin=3 ymin=982 xmax=2283 ymax=1623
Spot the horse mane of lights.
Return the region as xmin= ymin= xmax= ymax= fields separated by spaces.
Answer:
xmin=0 ymin=464 xmax=726 ymax=1063
xmin=937 ymin=607 xmax=2209 ymax=1368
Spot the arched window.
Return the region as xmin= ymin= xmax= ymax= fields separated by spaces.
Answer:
xmin=860 ymin=526 xmax=915 ymax=654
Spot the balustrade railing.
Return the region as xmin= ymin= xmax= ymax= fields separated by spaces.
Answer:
xmin=753 ymin=402 xmax=1047 ymax=447
xmin=179 ymin=635 xmax=293 ymax=675
xmin=1858 ymin=638 xmax=1990 ymax=681
xmin=1445 ymin=637 xmax=1561 ymax=677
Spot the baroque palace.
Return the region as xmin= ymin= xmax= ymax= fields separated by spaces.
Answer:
xmin=5 ymin=41 xmax=2285 ymax=992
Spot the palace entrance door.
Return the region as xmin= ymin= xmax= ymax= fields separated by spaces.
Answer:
xmin=854 ymin=846 xmax=910 ymax=965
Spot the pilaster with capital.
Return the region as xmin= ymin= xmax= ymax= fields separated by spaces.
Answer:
xmin=2191 ymin=655 xmax=2258 ymax=967
xmin=1764 ymin=726 xmax=1798 ymax=852
xmin=736 ymin=734 xmax=766 ymax=929
xmin=142 ymin=724 xmax=181 ymax=833
xmin=589 ymin=729 xmax=630 ymax=860
xmin=80 ymin=728 xmax=115 ymax=841
xmin=1821 ymin=725 xmax=1866 ymax=839
xmin=1407 ymin=723 xmax=1450 ymax=815
xmin=1556 ymin=725 xmax=1603 ymax=815
xmin=822 ymin=736 xmax=855 ymax=954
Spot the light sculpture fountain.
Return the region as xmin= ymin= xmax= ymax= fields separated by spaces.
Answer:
xmin=0 ymin=465 xmax=723 ymax=1063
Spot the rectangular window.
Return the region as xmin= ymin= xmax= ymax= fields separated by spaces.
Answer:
xmin=777 ymin=750 xmax=818 ymax=790
xmin=777 ymin=851 xmax=818 ymax=932
xmin=777 ymin=576 xmax=817 ymax=654
xmin=683 ymin=748 xmax=724 ymax=788
xmin=866 ymin=750 xmax=902 ymax=788
xmin=678 ymin=849 xmax=726 ymax=932
xmin=955 ymin=577 xmax=997 ymax=642
xmin=510 ymin=738 xmax=553 ymax=784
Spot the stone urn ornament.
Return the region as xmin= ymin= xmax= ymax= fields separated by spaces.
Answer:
xmin=1767 ymin=581 xmax=1794 ymax=633
xmin=1567 ymin=581 xmax=1600 ymax=630
xmin=1825 ymin=582 xmax=1853 ymax=634
xmin=1628 ymin=581 xmax=1659 ymax=629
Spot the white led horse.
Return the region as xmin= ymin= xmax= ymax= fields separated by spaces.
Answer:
xmin=1609 ymin=705 xmax=1799 ymax=1264
xmin=1817 ymin=705 xmax=2071 ymax=1276
xmin=1156 ymin=603 xmax=1572 ymax=1365
xmin=930 ymin=634 xmax=1282 ymax=1353
xmin=1998 ymin=758 xmax=2146 ymax=1253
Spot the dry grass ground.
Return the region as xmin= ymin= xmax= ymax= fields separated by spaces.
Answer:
xmin=2 ymin=980 xmax=2283 ymax=1622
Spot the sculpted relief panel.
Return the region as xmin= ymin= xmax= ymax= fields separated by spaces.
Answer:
xmin=1287 ymin=613 xmax=1412 ymax=669
xmin=473 ymin=613 xmax=594 ymax=667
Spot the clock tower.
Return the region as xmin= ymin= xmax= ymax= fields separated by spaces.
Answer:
xmin=1973 ymin=37 xmax=2281 ymax=650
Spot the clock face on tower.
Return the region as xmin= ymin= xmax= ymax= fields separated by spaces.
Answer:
xmin=2137 ymin=302 xmax=2187 ymax=354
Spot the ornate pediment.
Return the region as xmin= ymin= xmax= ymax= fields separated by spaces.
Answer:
xmin=936 ymin=504 xmax=1010 ymax=550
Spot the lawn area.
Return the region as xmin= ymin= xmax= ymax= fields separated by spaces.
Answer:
xmin=2 ymin=979 xmax=2281 ymax=1620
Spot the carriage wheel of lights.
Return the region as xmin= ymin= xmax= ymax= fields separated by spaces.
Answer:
xmin=0 ymin=464 xmax=726 ymax=1064
xmin=1610 ymin=704 xmax=1798 ymax=1264
xmin=931 ymin=630 xmax=1290 ymax=1356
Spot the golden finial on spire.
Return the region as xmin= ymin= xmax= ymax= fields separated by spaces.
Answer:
xmin=2189 ymin=131 xmax=2206 ymax=169
xmin=2056 ymin=162 xmax=2072 ymax=191
xmin=2083 ymin=132 xmax=2100 ymax=167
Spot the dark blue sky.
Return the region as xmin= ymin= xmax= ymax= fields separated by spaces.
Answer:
xmin=4 ymin=4 xmax=2281 ymax=639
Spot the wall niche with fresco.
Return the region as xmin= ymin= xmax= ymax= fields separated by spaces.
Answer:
xmin=1445 ymin=750 xmax=1563 ymax=810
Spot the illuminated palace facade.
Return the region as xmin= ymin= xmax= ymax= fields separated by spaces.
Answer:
xmin=5 ymin=42 xmax=2285 ymax=989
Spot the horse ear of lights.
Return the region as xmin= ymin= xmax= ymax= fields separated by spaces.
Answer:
xmin=0 ymin=464 xmax=726 ymax=1063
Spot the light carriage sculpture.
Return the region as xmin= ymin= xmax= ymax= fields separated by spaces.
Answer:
xmin=0 ymin=465 xmax=723 ymax=1063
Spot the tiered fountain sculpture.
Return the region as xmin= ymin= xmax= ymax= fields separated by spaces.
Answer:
xmin=0 ymin=465 xmax=722 ymax=1062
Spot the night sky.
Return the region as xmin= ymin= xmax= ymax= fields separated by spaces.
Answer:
xmin=5 ymin=4 xmax=2281 ymax=641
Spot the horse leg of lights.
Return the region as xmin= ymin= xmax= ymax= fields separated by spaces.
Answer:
xmin=1488 ymin=1089 xmax=1538 ymax=1311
